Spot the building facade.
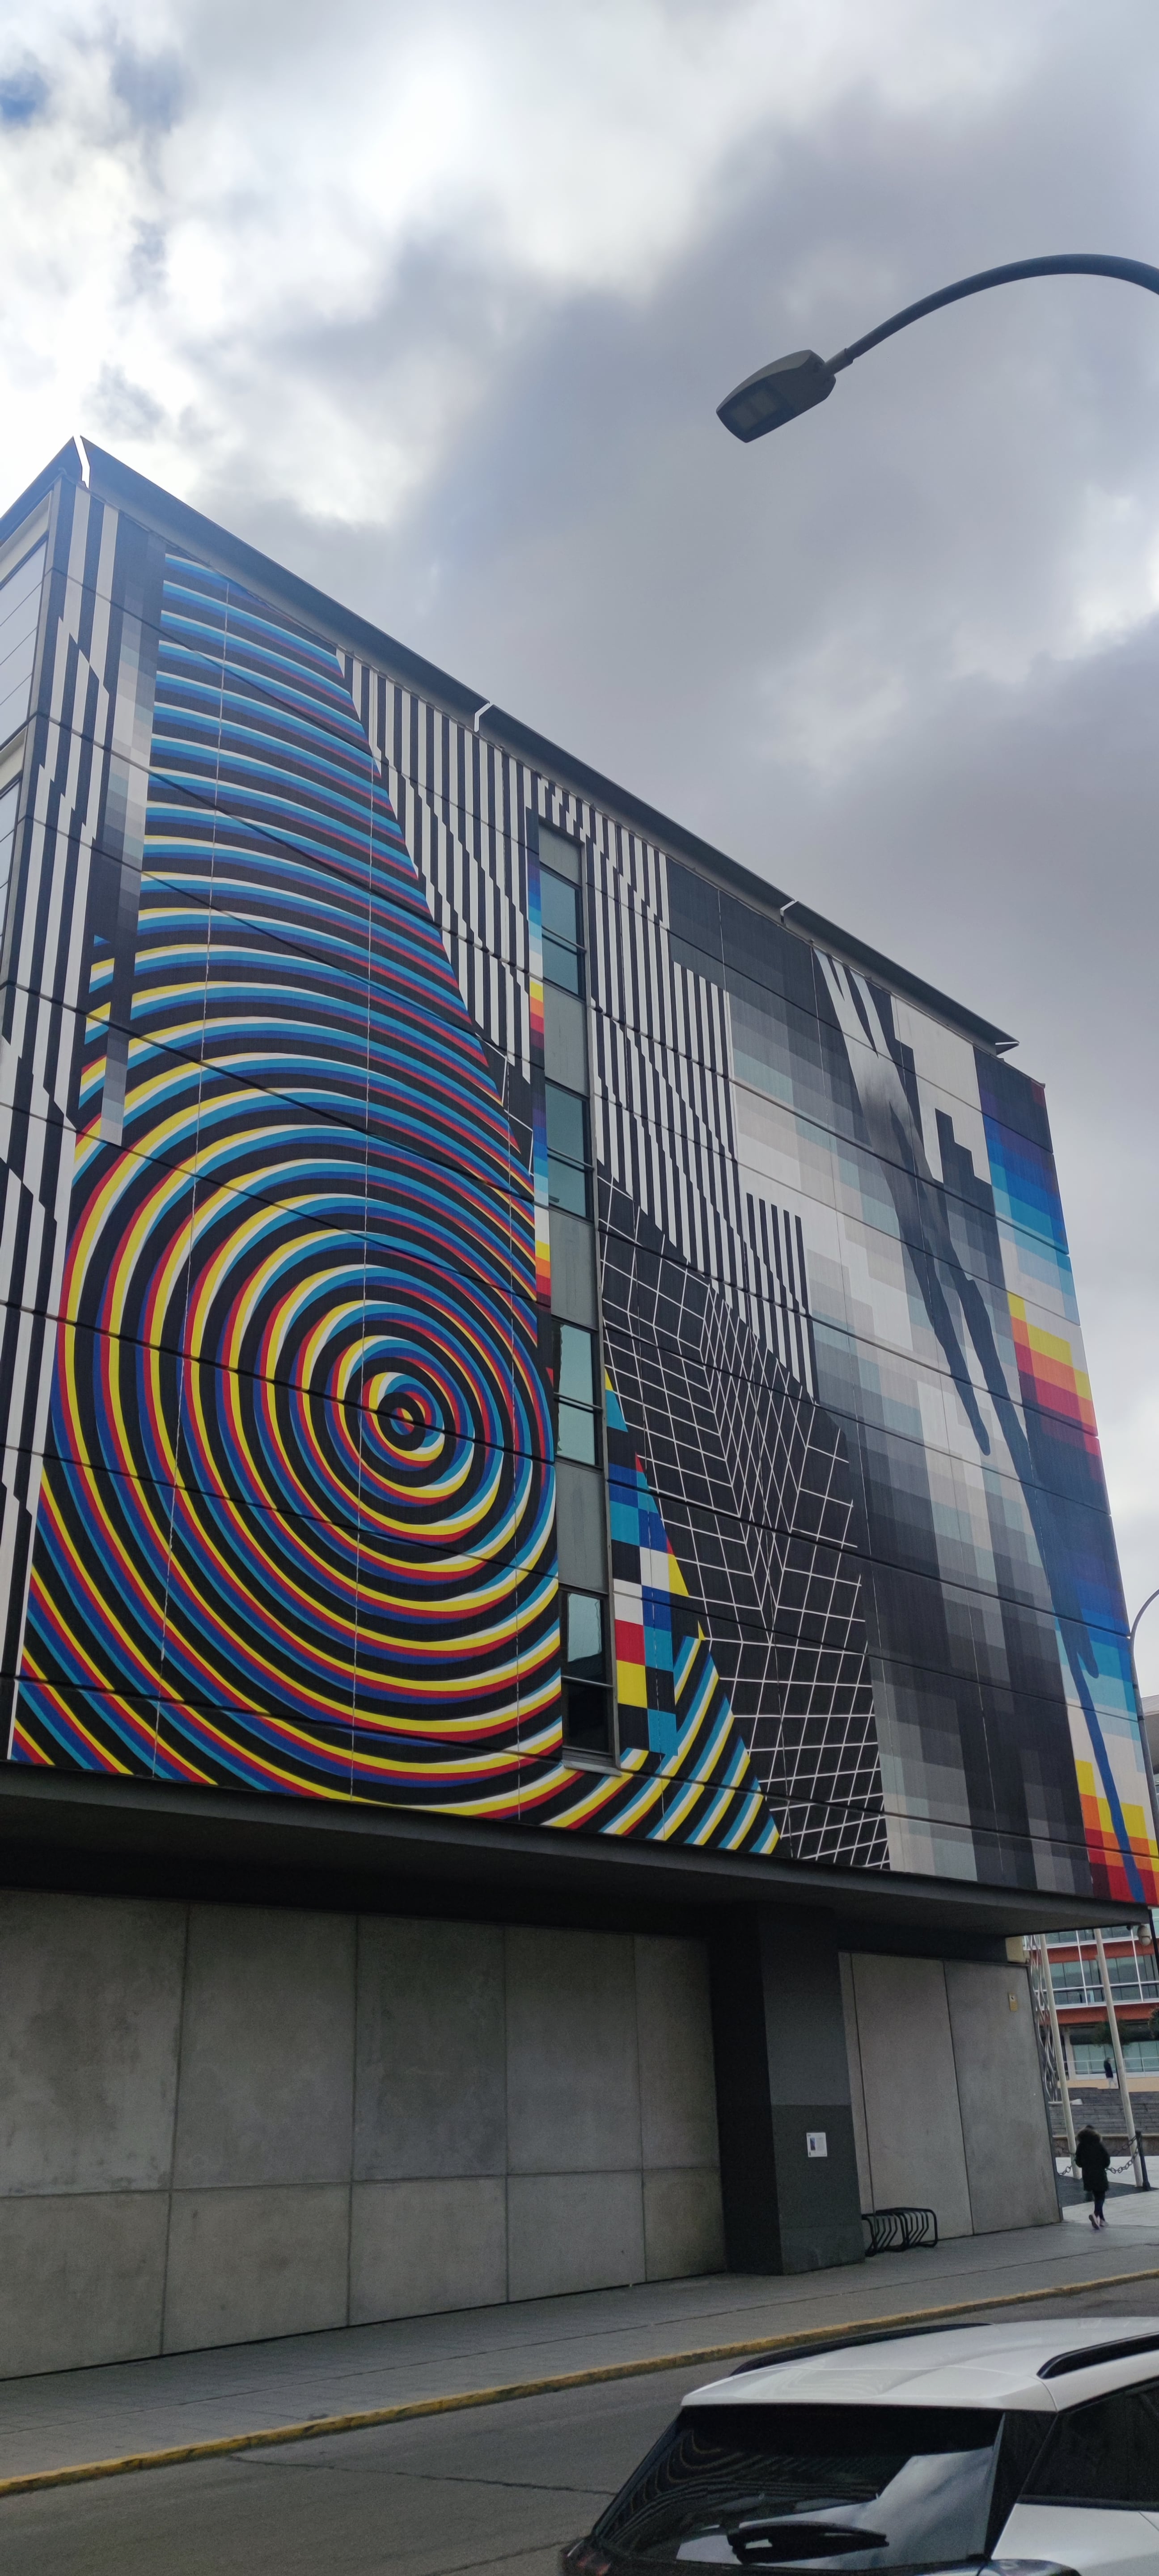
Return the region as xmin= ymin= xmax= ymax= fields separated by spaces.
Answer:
xmin=1042 ymin=1923 xmax=1159 ymax=2077
xmin=0 ymin=438 xmax=1154 ymax=2371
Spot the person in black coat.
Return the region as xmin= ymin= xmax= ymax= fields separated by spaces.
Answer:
xmin=1074 ymin=2124 xmax=1112 ymax=2228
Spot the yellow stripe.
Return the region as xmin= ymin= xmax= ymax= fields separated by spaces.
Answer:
xmin=4 ymin=2261 xmax=1158 ymax=2503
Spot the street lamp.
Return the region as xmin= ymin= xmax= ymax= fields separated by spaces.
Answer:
xmin=1129 ymin=1587 xmax=1159 ymax=1717
xmin=720 ymin=252 xmax=1159 ymax=2190
xmin=717 ymin=254 xmax=1159 ymax=441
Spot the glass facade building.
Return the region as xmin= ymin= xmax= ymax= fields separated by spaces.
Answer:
xmin=1 ymin=439 xmax=1156 ymax=1913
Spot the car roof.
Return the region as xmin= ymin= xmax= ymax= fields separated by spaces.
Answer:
xmin=684 ymin=2320 xmax=1159 ymax=2417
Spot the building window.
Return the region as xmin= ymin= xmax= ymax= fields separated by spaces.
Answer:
xmin=541 ymin=862 xmax=584 ymax=996
xmin=0 ymin=538 xmax=47 ymax=749
xmin=0 ymin=775 xmax=18 ymax=932
xmin=1027 ymin=2379 xmax=1159 ymax=2508
xmin=553 ymin=1319 xmax=600 ymax=1465
xmin=562 ymin=1589 xmax=613 ymax=1755
xmin=546 ymin=1079 xmax=590 ymax=1217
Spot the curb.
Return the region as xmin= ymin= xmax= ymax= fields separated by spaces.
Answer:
xmin=3 ymin=2259 xmax=1159 ymax=2504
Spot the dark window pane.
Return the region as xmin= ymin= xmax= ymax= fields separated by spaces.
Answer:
xmin=556 ymin=1321 xmax=595 ymax=1406
xmin=565 ymin=1592 xmax=606 ymax=1680
xmin=990 ymin=2410 xmax=1053 ymax=2539
xmin=563 ymin=1679 xmax=612 ymax=1754
xmin=1027 ymin=2384 xmax=1159 ymax=2507
xmin=0 ymin=777 xmax=18 ymax=914
xmin=667 ymin=859 xmax=722 ymax=958
xmin=543 ymin=933 xmax=582 ymax=994
xmin=541 ymin=869 xmax=581 ymax=944
xmin=557 ymin=1400 xmax=597 ymax=1464
xmin=671 ymin=931 xmax=724 ymax=988
xmin=539 ymin=822 xmax=581 ymax=883
xmin=548 ymin=1153 xmax=589 ymax=1217
xmin=720 ymin=892 xmax=816 ymax=1010
xmin=545 ymin=1080 xmax=588 ymax=1165
xmin=596 ymin=2404 xmax=1002 ymax=2568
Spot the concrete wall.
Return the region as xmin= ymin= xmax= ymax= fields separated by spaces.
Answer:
xmin=840 ymin=1952 xmax=1057 ymax=2240
xmin=0 ymin=1893 xmax=724 ymax=2377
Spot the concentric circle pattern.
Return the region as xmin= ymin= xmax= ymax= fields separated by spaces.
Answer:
xmin=15 ymin=558 xmax=559 ymax=1801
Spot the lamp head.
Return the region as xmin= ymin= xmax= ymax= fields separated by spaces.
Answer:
xmin=717 ymin=348 xmax=836 ymax=441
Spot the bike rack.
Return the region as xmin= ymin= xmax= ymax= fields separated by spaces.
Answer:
xmin=862 ymin=2205 xmax=939 ymax=2254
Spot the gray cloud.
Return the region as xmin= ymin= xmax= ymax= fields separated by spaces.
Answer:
xmin=109 ymin=42 xmax=186 ymax=135
xmin=7 ymin=0 xmax=1159 ymax=1668
xmin=0 ymin=59 xmax=48 ymax=123
xmin=89 ymin=361 xmax=168 ymax=439
xmin=207 ymin=3 xmax=1159 ymax=1666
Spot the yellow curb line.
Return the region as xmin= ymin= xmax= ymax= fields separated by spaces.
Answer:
xmin=4 ymin=2260 xmax=1159 ymax=2504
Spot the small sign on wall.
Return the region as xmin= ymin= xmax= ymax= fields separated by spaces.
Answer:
xmin=806 ymin=2129 xmax=828 ymax=2159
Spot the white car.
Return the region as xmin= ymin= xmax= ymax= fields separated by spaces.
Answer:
xmin=562 ymin=2317 xmax=1159 ymax=2572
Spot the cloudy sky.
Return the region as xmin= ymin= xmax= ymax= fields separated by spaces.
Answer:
xmin=4 ymin=0 xmax=1159 ymax=1682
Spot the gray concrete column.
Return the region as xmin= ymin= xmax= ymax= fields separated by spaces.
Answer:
xmin=709 ymin=1907 xmax=865 ymax=2275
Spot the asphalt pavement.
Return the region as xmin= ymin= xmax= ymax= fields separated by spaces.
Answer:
xmin=5 ymin=2227 xmax=1159 ymax=2575
xmin=0 ymin=2362 xmax=698 ymax=2576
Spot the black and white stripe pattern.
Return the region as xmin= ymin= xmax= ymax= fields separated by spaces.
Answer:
xmin=0 ymin=479 xmax=164 ymax=1700
xmin=345 ymin=663 xmax=816 ymax=1395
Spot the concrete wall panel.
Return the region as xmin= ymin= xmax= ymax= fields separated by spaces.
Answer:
xmin=173 ymin=1906 xmax=356 ymax=2189
xmin=946 ymin=1961 xmax=1058 ymax=2234
xmin=355 ymin=1918 xmax=505 ymax=2181
xmin=505 ymin=1926 xmax=640 ymax=2173
xmin=351 ymin=2178 xmax=506 ymax=2322
xmin=634 ymin=1935 xmax=719 ymax=2169
xmin=849 ymin=1954 xmax=972 ymax=2239
xmin=0 ymin=2190 xmax=168 ymax=2375
xmin=0 ymin=1893 xmax=723 ymax=2371
xmin=508 ymin=2171 xmax=645 ymax=2300
xmin=770 ymin=2104 xmax=865 ymax=2273
xmin=163 ymin=2185 xmax=349 ymax=2351
xmin=0 ymin=1891 xmax=184 ymax=2194
xmin=643 ymin=2169 xmax=725 ymax=2281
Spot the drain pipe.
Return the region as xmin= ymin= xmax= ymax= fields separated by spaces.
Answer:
xmin=1038 ymin=1938 xmax=1077 ymax=2161
xmin=1094 ymin=1926 xmax=1149 ymax=2188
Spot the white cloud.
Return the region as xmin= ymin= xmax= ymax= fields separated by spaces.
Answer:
xmin=0 ymin=0 xmax=1065 ymax=521
xmin=2 ymin=0 xmax=1159 ymax=1707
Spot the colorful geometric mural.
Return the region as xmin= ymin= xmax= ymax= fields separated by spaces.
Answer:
xmin=604 ymin=1379 xmax=778 ymax=1851
xmin=0 ymin=445 xmax=1155 ymax=1901
xmin=10 ymin=551 xmax=559 ymax=1799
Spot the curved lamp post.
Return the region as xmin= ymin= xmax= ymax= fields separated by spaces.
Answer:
xmin=719 ymin=251 xmax=1159 ymax=2186
xmin=1085 ymin=1590 xmax=1159 ymax=2194
xmin=717 ymin=253 xmax=1159 ymax=441
xmin=1129 ymin=1586 xmax=1159 ymax=1716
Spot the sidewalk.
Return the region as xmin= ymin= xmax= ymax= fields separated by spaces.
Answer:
xmin=3 ymin=2208 xmax=1159 ymax=2489
xmin=1061 ymin=2190 xmax=1159 ymax=2235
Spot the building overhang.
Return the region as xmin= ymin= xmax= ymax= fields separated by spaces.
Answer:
xmin=1059 ymin=2002 xmax=1155 ymax=2023
xmin=0 ymin=1769 xmax=1142 ymax=1952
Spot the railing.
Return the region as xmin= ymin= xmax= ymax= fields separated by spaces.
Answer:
xmin=862 ymin=2206 xmax=939 ymax=2254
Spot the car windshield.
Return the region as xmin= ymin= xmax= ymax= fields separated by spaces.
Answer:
xmin=592 ymin=2402 xmax=1003 ymax=2568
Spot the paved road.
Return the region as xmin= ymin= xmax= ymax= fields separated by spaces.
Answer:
xmin=0 ymin=2360 xmax=695 ymax=2576
xmin=6 ymin=2280 xmax=1159 ymax=2576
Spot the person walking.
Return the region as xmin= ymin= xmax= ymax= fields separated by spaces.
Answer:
xmin=1075 ymin=2123 xmax=1112 ymax=2228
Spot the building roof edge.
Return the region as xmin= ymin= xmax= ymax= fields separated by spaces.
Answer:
xmin=0 ymin=440 xmax=1016 ymax=1056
